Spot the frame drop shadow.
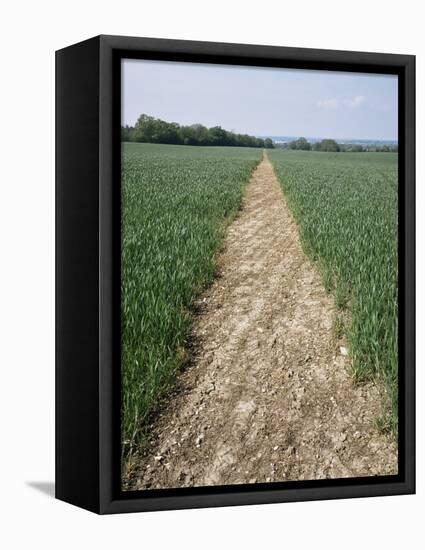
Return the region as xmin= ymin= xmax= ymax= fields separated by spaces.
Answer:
xmin=27 ymin=481 xmax=55 ymax=498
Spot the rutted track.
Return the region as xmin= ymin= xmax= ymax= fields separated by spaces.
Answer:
xmin=125 ymin=153 xmax=397 ymax=490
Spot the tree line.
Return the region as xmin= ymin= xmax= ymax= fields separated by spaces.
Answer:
xmin=279 ymin=137 xmax=397 ymax=153
xmin=122 ymin=114 xmax=275 ymax=149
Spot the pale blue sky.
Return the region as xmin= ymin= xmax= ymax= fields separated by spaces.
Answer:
xmin=122 ymin=59 xmax=398 ymax=141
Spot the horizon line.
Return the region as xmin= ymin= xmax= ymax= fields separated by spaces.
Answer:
xmin=258 ymin=134 xmax=398 ymax=143
xmin=121 ymin=115 xmax=397 ymax=144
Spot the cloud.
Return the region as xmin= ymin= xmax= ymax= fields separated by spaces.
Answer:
xmin=343 ymin=95 xmax=366 ymax=108
xmin=317 ymin=95 xmax=366 ymax=110
xmin=317 ymin=98 xmax=338 ymax=109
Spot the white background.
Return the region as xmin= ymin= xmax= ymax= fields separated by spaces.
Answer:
xmin=0 ymin=1 xmax=422 ymax=548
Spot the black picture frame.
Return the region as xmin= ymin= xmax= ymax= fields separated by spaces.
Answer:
xmin=56 ymin=34 xmax=415 ymax=514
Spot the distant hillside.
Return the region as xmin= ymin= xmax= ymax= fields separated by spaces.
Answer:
xmin=266 ymin=136 xmax=398 ymax=153
xmin=261 ymin=135 xmax=397 ymax=147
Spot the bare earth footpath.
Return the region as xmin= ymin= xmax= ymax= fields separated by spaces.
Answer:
xmin=126 ymin=153 xmax=397 ymax=490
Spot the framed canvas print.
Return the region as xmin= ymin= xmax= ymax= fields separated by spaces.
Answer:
xmin=56 ymin=35 xmax=415 ymax=514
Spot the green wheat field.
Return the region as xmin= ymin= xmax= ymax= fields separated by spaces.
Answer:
xmin=121 ymin=143 xmax=398 ymax=461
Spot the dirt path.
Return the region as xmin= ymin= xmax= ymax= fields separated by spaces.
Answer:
xmin=126 ymin=153 xmax=397 ymax=490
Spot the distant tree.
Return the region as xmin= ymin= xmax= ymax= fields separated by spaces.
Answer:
xmin=121 ymin=125 xmax=134 ymax=142
xmin=133 ymin=114 xmax=156 ymax=142
xmin=289 ymin=137 xmax=312 ymax=150
xmin=264 ymin=138 xmax=274 ymax=149
xmin=189 ymin=124 xmax=209 ymax=145
xmin=315 ymin=139 xmax=340 ymax=152
xmin=208 ymin=126 xmax=226 ymax=145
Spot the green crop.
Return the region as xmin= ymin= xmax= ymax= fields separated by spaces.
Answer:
xmin=268 ymin=150 xmax=398 ymax=432
xmin=121 ymin=143 xmax=261 ymax=460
